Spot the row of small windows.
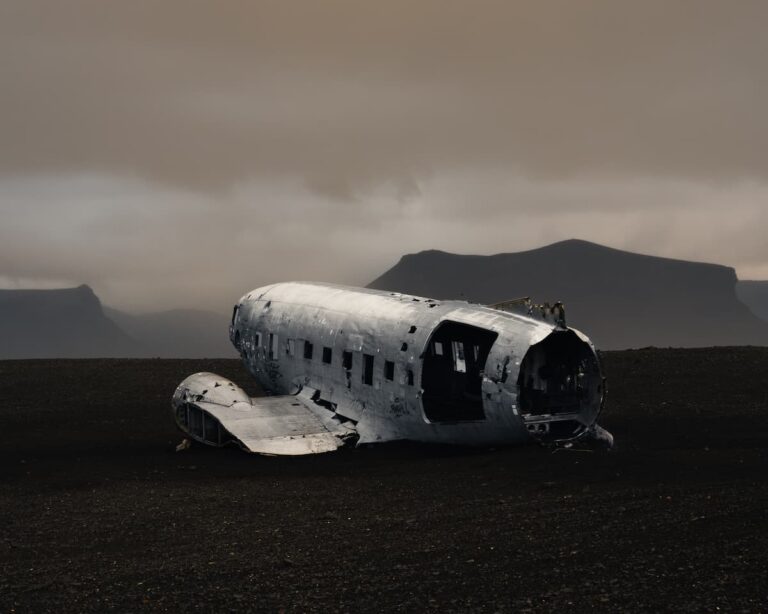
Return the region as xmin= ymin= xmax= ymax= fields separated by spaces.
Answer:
xmin=247 ymin=332 xmax=413 ymax=386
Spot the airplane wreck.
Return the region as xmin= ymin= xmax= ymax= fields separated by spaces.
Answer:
xmin=172 ymin=282 xmax=613 ymax=455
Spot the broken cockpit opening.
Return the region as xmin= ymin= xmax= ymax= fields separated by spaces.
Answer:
xmin=517 ymin=329 xmax=603 ymax=442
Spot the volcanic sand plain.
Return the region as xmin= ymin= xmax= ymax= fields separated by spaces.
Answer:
xmin=1 ymin=348 xmax=767 ymax=612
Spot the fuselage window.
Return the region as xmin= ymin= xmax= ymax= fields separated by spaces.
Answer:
xmin=322 ymin=346 xmax=333 ymax=364
xmin=304 ymin=341 xmax=314 ymax=360
xmin=384 ymin=360 xmax=395 ymax=381
xmin=268 ymin=333 xmax=278 ymax=359
xmin=287 ymin=339 xmax=295 ymax=357
xmin=433 ymin=342 xmax=443 ymax=356
xmin=340 ymin=351 xmax=352 ymax=388
xmin=254 ymin=332 xmax=262 ymax=348
xmin=406 ymin=368 xmax=414 ymax=386
xmin=363 ymin=354 xmax=374 ymax=385
xmin=452 ymin=340 xmax=466 ymax=373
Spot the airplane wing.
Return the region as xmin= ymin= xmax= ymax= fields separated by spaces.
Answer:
xmin=172 ymin=373 xmax=357 ymax=455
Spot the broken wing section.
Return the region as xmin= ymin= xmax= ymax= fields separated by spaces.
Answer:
xmin=171 ymin=372 xmax=357 ymax=455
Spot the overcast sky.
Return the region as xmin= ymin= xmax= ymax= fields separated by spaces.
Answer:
xmin=1 ymin=0 xmax=766 ymax=313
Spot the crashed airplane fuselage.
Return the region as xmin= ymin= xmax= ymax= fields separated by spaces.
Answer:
xmin=172 ymin=282 xmax=613 ymax=455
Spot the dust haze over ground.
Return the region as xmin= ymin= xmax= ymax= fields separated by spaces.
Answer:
xmin=1 ymin=1 xmax=768 ymax=312
xmin=1 ymin=349 xmax=767 ymax=612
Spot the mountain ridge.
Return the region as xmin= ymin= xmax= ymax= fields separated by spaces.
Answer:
xmin=2 ymin=241 xmax=767 ymax=356
xmin=368 ymin=240 xmax=768 ymax=349
xmin=0 ymin=284 xmax=140 ymax=358
xmin=0 ymin=285 xmax=235 ymax=359
xmin=397 ymin=240 xmax=736 ymax=273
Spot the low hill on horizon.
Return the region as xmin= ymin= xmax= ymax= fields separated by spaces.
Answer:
xmin=0 ymin=285 xmax=140 ymax=358
xmin=2 ymin=241 xmax=767 ymax=356
xmin=104 ymin=307 xmax=236 ymax=359
xmin=368 ymin=239 xmax=768 ymax=349
xmin=736 ymin=281 xmax=768 ymax=323
xmin=0 ymin=286 xmax=235 ymax=359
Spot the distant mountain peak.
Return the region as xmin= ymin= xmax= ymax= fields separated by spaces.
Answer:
xmin=405 ymin=239 xmax=618 ymax=261
xmin=401 ymin=239 xmax=732 ymax=274
xmin=0 ymin=284 xmax=138 ymax=358
xmin=0 ymin=284 xmax=103 ymax=311
xmin=404 ymin=249 xmax=454 ymax=258
xmin=537 ymin=238 xmax=617 ymax=252
xmin=369 ymin=239 xmax=768 ymax=349
xmin=0 ymin=286 xmax=235 ymax=358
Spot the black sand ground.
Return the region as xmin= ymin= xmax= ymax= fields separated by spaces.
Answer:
xmin=1 ymin=349 xmax=767 ymax=613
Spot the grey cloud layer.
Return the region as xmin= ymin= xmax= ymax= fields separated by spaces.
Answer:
xmin=2 ymin=0 xmax=767 ymax=190
xmin=1 ymin=173 xmax=766 ymax=313
xmin=1 ymin=1 xmax=767 ymax=311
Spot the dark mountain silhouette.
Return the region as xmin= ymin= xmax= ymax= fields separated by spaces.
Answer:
xmin=368 ymin=239 xmax=768 ymax=349
xmin=104 ymin=307 xmax=236 ymax=358
xmin=0 ymin=285 xmax=140 ymax=358
xmin=736 ymin=281 xmax=768 ymax=323
xmin=3 ymin=243 xmax=766 ymax=357
xmin=0 ymin=285 xmax=235 ymax=359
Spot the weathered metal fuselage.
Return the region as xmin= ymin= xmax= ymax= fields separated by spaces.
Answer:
xmin=226 ymin=282 xmax=608 ymax=448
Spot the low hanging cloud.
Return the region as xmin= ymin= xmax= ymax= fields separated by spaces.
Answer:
xmin=1 ymin=172 xmax=766 ymax=313
xmin=0 ymin=1 xmax=767 ymax=311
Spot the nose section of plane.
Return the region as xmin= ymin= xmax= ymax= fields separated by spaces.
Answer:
xmin=516 ymin=329 xmax=612 ymax=447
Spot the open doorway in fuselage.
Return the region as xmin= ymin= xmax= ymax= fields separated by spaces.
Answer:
xmin=421 ymin=321 xmax=498 ymax=422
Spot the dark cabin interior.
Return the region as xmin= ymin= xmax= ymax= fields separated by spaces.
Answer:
xmin=516 ymin=330 xmax=600 ymax=416
xmin=421 ymin=321 xmax=498 ymax=422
